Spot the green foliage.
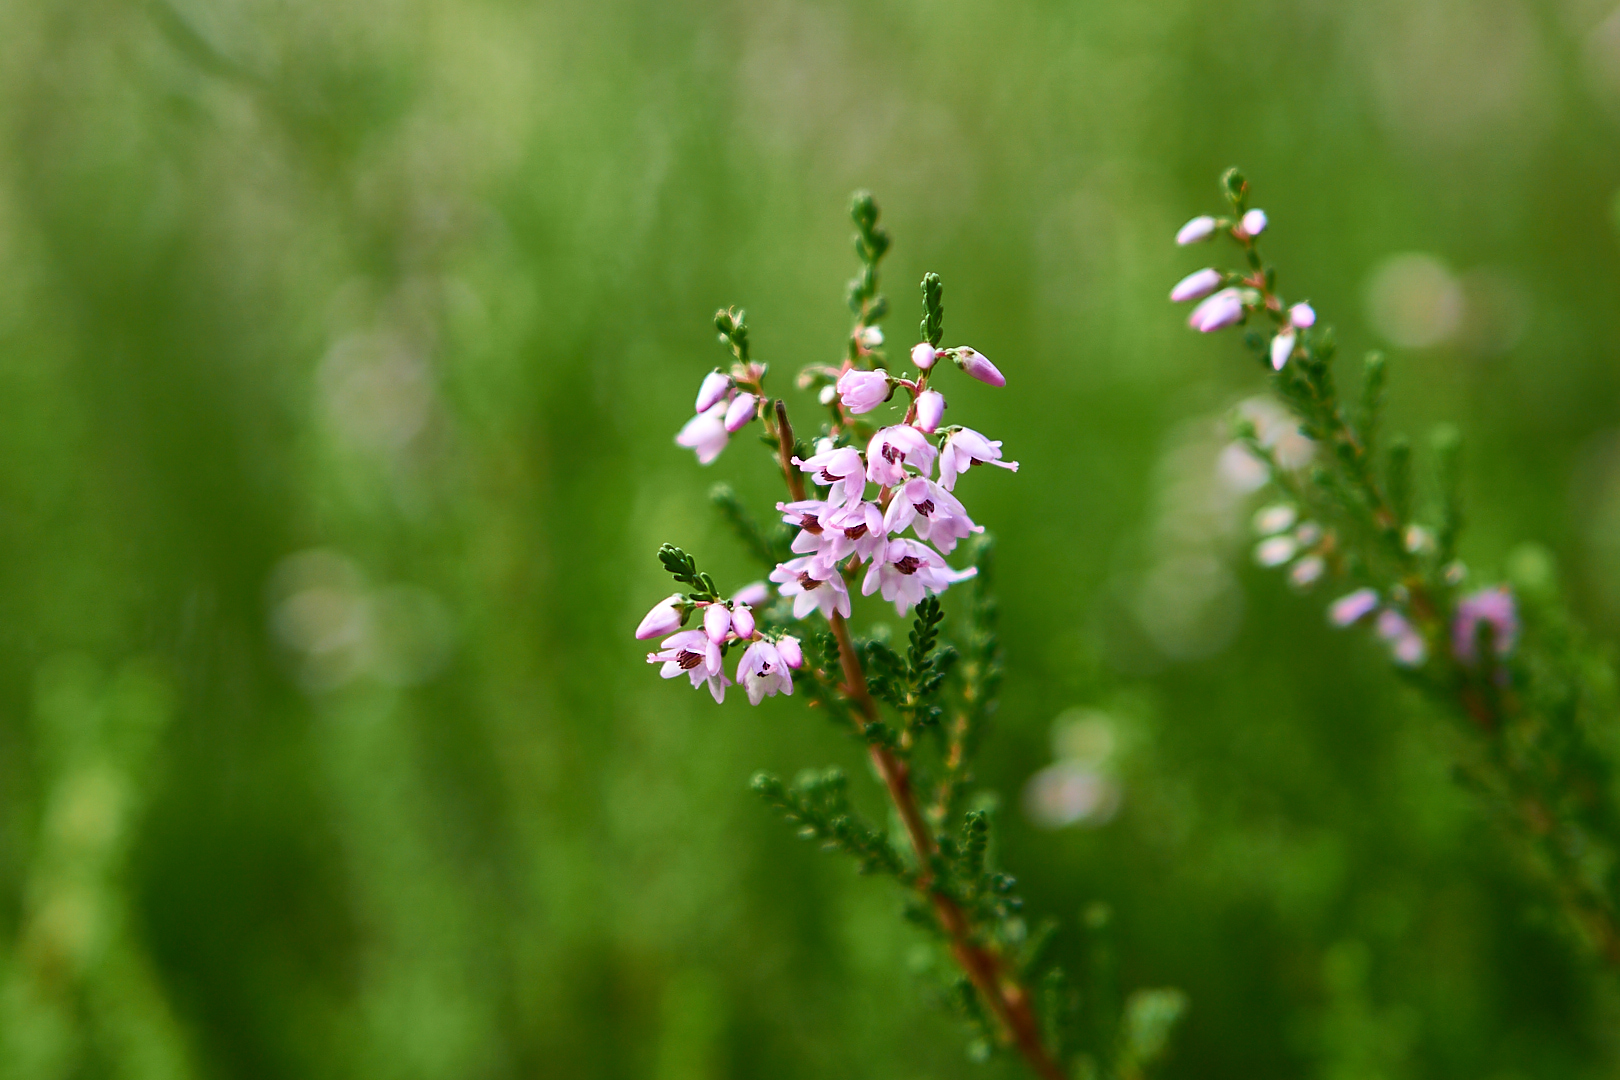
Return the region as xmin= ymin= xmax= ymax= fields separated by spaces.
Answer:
xmin=657 ymin=543 xmax=720 ymax=601
xmin=709 ymin=483 xmax=790 ymax=568
xmin=751 ymin=768 xmax=906 ymax=877
xmin=921 ymin=271 xmax=945 ymax=348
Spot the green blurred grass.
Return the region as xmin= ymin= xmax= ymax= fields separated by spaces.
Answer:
xmin=2 ymin=0 xmax=1620 ymax=1076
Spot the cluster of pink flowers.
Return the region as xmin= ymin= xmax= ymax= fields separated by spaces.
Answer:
xmin=1168 ymin=210 xmax=1315 ymax=370
xmin=637 ymin=582 xmax=804 ymax=705
xmin=1251 ymin=503 xmax=1328 ymax=590
xmin=644 ymin=324 xmax=1018 ymax=705
xmin=770 ymin=342 xmax=1014 ymax=620
xmin=1327 ymin=588 xmax=1427 ymax=667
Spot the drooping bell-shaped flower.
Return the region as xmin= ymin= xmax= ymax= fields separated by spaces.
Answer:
xmin=675 ymin=401 xmax=730 ymax=464
xmin=635 ymin=593 xmax=686 ymax=640
xmin=1176 ymin=215 xmax=1217 ymax=245
xmin=883 ymin=476 xmax=982 ymax=554
xmin=867 ymin=425 xmax=938 ymax=486
xmin=736 ymin=638 xmax=794 ymax=705
xmin=793 ymin=446 xmax=868 ymax=506
xmin=836 ymin=368 xmax=890 ymax=414
xmin=914 ymin=389 xmax=945 ymax=434
xmin=860 ymin=538 xmax=977 ymax=616
xmin=647 ymin=629 xmax=730 ymax=702
xmin=938 ymin=427 xmax=1018 ymax=491
xmin=1170 ymin=268 xmax=1222 ymax=303
xmin=769 ymin=555 xmax=853 ymax=620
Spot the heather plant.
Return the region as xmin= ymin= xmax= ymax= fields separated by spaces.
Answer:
xmin=636 ymin=194 xmax=1185 ymax=1079
xmin=1170 ymin=168 xmax=1620 ymax=968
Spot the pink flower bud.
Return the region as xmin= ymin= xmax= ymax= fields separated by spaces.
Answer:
xmin=724 ymin=392 xmax=758 ymax=433
xmin=1270 ymin=330 xmax=1296 ymax=371
xmin=777 ymin=635 xmax=804 ymax=669
xmin=911 ymin=342 xmax=937 ymax=370
xmin=704 ymin=603 xmax=732 ymax=644
xmin=955 ymin=347 xmax=1005 ymax=388
xmin=1188 ymin=288 xmax=1244 ymax=333
xmin=1240 ymin=209 xmax=1267 ymax=237
xmin=1289 ymin=302 xmax=1316 ymax=328
xmin=1176 ymin=215 xmax=1217 ymax=245
xmin=857 ymin=325 xmax=884 ymax=348
xmin=1170 ymin=268 xmax=1222 ymax=303
xmin=731 ymin=602 xmax=756 ymax=639
xmin=635 ymin=594 xmax=685 ymax=640
xmin=733 ymin=581 xmax=769 ymax=607
xmin=1328 ymin=588 xmax=1379 ymax=627
xmin=836 ymin=368 xmax=891 ymax=414
xmin=695 ymin=370 xmax=731 ymax=413
xmin=914 ymin=389 xmax=945 ymax=434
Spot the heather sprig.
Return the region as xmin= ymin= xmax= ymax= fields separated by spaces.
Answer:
xmin=1171 ymin=168 xmax=1620 ymax=966
xmin=636 ymin=194 xmax=1183 ymax=1078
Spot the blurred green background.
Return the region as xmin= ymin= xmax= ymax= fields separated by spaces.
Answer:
xmin=5 ymin=0 xmax=1620 ymax=1076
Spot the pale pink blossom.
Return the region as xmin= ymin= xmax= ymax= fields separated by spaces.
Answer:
xmin=793 ymin=446 xmax=867 ymax=506
xmin=836 ymin=368 xmax=890 ymax=414
xmin=1252 ymin=504 xmax=1297 ymax=536
xmin=1254 ymin=535 xmax=1297 ymax=567
xmin=1328 ymin=588 xmax=1379 ymax=627
xmin=648 ymin=629 xmax=729 ymax=702
xmin=777 ymin=635 xmax=804 ymax=669
xmin=912 ymin=342 xmax=938 ymax=370
xmin=883 ymin=476 xmax=982 ymax=554
xmin=731 ymin=602 xmax=756 ymax=640
xmin=1289 ymin=555 xmax=1325 ymax=588
xmin=779 ymin=498 xmax=838 ymax=555
xmin=938 ymin=427 xmax=1019 ymax=491
xmin=737 ymin=639 xmax=794 ymax=704
xmin=1452 ymin=586 xmax=1517 ymax=665
xmin=1240 ymin=209 xmax=1267 ymax=237
xmin=955 ymin=347 xmax=1005 ymax=388
xmin=724 ymin=392 xmax=758 ymax=433
xmin=1289 ymin=302 xmax=1316 ymax=328
xmin=866 ymin=425 xmax=938 ymax=486
xmin=1376 ymin=609 xmax=1426 ymax=667
xmin=704 ymin=603 xmax=732 ymax=644
xmin=1270 ymin=329 xmax=1296 ymax=371
xmin=857 ymin=325 xmax=884 ymax=349
xmin=770 ymin=555 xmax=853 ymax=620
xmin=914 ymin=389 xmax=945 ymax=433
xmin=734 ymin=581 xmax=770 ymax=607
xmin=1189 ymin=288 xmax=1245 ymax=333
xmin=635 ymin=594 xmax=686 ymax=640
xmin=1176 ymin=215 xmax=1217 ymax=245
xmin=1170 ymin=268 xmax=1222 ymax=303
xmin=861 ymin=538 xmax=978 ymax=615
xmin=790 ymin=500 xmax=887 ymax=563
xmin=695 ymin=370 xmax=732 ymax=413
xmin=675 ymin=402 xmax=730 ymax=464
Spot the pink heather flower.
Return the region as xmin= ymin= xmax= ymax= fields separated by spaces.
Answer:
xmin=1289 ymin=555 xmax=1325 ymax=588
xmin=695 ymin=370 xmax=732 ymax=413
xmin=938 ymin=427 xmax=1019 ymax=491
xmin=836 ymin=368 xmax=891 ymax=414
xmin=635 ymin=594 xmax=686 ymax=640
xmin=793 ymin=446 xmax=867 ymax=506
xmin=1270 ymin=329 xmax=1296 ymax=371
xmin=704 ymin=603 xmax=732 ymax=644
xmin=1329 ymin=589 xmax=1380 ymax=627
xmin=1240 ymin=209 xmax=1267 ymax=237
xmin=1254 ymin=535 xmax=1297 ymax=567
xmin=733 ymin=581 xmax=770 ymax=607
xmin=1376 ymin=608 xmax=1427 ymax=667
xmin=675 ymin=402 xmax=730 ymax=464
xmin=1253 ymin=504 xmax=1297 ymax=536
xmin=1189 ymin=288 xmax=1245 ymax=333
xmin=867 ymin=425 xmax=938 ymax=486
xmin=796 ymin=500 xmax=887 ymax=563
xmin=955 ymin=347 xmax=1006 ymax=388
xmin=779 ymin=498 xmax=837 ymax=555
xmin=883 ymin=476 xmax=982 ymax=554
xmin=1289 ymin=302 xmax=1316 ymax=328
xmin=914 ymin=389 xmax=945 ymax=434
xmin=648 ymin=629 xmax=730 ymax=702
xmin=856 ymin=325 xmax=884 ymax=349
xmin=1452 ymin=586 xmax=1518 ymax=665
xmin=723 ymin=392 xmax=758 ymax=433
xmin=912 ymin=342 xmax=938 ymax=370
xmin=770 ymin=555 xmax=853 ymax=620
xmin=731 ymin=602 xmax=756 ymax=640
xmin=737 ymin=639 xmax=794 ymax=705
xmin=861 ymin=538 xmax=977 ymax=616
xmin=1170 ymin=268 xmax=1222 ymax=303
xmin=1176 ymin=215 xmax=1217 ymax=245
xmin=777 ymin=635 xmax=804 ymax=669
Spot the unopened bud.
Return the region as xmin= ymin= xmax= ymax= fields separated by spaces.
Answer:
xmin=914 ymin=389 xmax=946 ymax=433
xmin=1328 ymin=588 xmax=1379 ymax=627
xmin=955 ymin=347 xmax=1005 ymax=388
xmin=724 ymin=392 xmax=758 ymax=433
xmin=1270 ymin=329 xmax=1296 ymax=371
xmin=733 ymin=581 xmax=770 ymax=607
xmin=695 ymin=370 xmax=731 ymax=413
xmin=1176 ymin=215 xmax=1218 ymax=245
xmin=1240 ymin=209 xmax=1267 ymax=237
xmin=1189 ymin=288 xmax=1244 ymax=333
xmin=777 ymin=635 xmax=804 ymax=669
xmin=911 ymin=342 xmax=937 ymax=370
xmin=704 ymin=603 xmax=732 ymax=644
xmin=635 ymin=594 xmax=686 ymax=640
xmin=1288 ymin=302 xmax=1316 ymax=328
xmin=1170 ymin=268 xmax=1222 ymax=303
xmin=731 ymin=602 xmax=756 ymax=639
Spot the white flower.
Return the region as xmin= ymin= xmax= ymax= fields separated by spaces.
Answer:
xmin=1270 ymin=329 xmax=1296 ymax=371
